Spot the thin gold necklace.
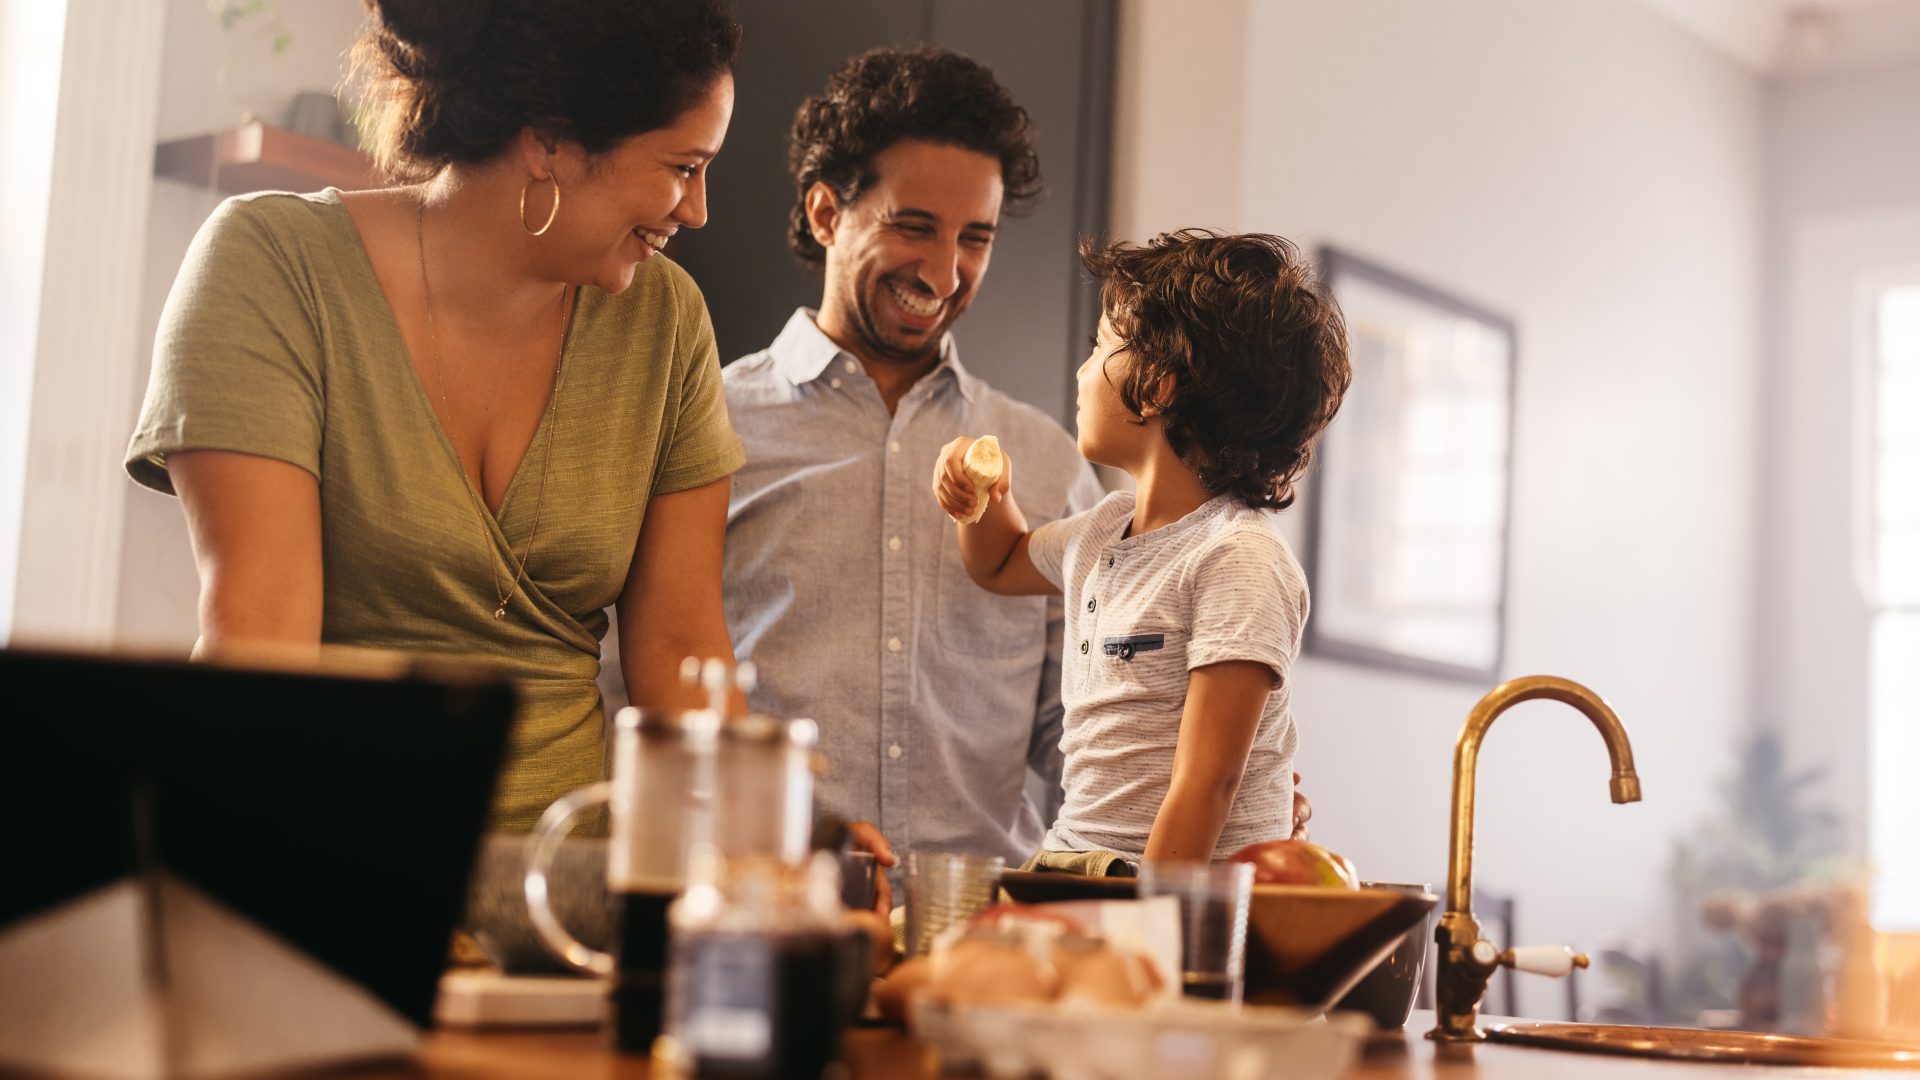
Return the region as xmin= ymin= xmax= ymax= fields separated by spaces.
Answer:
xmin=415 ymin=199 xmax=572 ymax=621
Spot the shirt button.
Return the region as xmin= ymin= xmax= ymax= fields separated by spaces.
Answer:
xmin=889 ymin=441 xmax=901 ymax=454
xmin=888 ymin=637 xmax=903 ymax=653
xmin=1087 ymin=599 xmax=1096 ymax=612
xmin=888 ymin=743 xmax=903 ymax=759
xmin=1080 ymin=641 xmax=1090 ymax=655
xmin=845 ymin=359 xmax=858 ymax=374
xmin=830 ymin=377 xmax=843 ymax=389
xmin=888 ymin=536 xmax=903 ymax=552
xmin=1107 ymin=556 xmax=1115 ymax=567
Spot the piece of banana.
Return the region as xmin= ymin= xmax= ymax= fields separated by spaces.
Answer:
xmin=958 ymin=436 xmax=1004 ymax=525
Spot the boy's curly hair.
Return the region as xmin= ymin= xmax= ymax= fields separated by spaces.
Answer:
xmin=1081 ymin=230 xmax=1352 ymax=510
xmin=786 ymin=44 xmax=1042 ymax=270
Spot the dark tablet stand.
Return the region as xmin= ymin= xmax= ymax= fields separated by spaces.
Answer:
xmin=0 ymin=648 xmax=516 ymax=1079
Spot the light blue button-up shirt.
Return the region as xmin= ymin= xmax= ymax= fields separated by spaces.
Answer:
xmin=722 ymin=309 xmax=1103 ymax=867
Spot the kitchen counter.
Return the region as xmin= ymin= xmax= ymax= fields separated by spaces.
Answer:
xmin=383 ymin=1011 xmax=1871 ymax=1078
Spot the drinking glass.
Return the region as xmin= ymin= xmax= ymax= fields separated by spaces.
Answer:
xmin=1137 ymin=860 xmax=1253 ymax=1003
xmin=904 ymin=852 xmax=1004 ymax=957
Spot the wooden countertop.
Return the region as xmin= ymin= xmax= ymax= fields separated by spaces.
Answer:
xmin=387 ymin=1011 xmax=1862 ymax=1078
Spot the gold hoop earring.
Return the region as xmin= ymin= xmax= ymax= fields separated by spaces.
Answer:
xmin=519 ymin=175 xmax=560 ymax=236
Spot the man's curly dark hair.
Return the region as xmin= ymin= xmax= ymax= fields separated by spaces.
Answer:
xmin=786 ymin=44 xmax=1042 ymax=270
xmin=1081 ymin=230 xmax=1352 ymax=511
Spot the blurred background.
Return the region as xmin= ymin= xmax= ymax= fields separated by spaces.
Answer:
xmin=1 ymin=0 xmax=1915 ymax=1032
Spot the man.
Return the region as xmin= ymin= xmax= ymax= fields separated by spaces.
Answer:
xmin=723 ymin=47 xmax=1306 ymax=906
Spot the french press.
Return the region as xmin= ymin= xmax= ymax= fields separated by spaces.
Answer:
xmin=523 ymin=659 xmax=818 ymax=1052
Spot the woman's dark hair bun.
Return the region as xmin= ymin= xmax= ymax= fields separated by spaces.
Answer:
xmin=363 ymin=0 xmax=491 ymax=79
xmin=351 ymin=0 xmax=740 ymax=183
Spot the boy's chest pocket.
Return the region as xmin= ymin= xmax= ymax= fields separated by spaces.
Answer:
xmin=1091 ymin=627 xmax=1188 ymax=695
xmin=1103 ymin=633 xmax=1163 ymax=661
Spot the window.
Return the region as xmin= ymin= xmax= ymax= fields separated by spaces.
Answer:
xmin=1870 ymin=281 xmax=1920 ymax=930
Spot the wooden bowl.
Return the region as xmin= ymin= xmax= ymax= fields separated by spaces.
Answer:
xmin=997 ymin=871 xmax=1437 ymax=1009
xmin=1240 ymin=884 xmax=1437 ymax=1008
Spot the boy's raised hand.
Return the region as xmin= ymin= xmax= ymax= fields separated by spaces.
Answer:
xmin=932 ymin=435 xmax=1012 ymax=524
xmin=934 ymin=436 xmax=1055 ymax=597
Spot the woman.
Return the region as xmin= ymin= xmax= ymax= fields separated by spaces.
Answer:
xmin=125 ymin=0 xmax=744 ymax=829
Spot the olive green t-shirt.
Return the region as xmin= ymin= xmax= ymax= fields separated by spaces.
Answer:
xmin=126 ymin=189 xmax=745 ymax=829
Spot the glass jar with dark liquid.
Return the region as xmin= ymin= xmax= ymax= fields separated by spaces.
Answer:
xmin=659 ymin=852 xmax=848 ymax=1079
xmin=526 ymin=661 xmax=819 ymax=1057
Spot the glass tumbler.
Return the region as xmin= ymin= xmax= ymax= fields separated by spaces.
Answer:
xmin=904 ymin=852 xmax=1004 ymax=957
xmin=1137 ymin=860 xmax=1254 ymax=1003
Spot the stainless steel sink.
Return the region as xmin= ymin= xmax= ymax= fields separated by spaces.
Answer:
xmin=1483 ymin=1022 xmax=1920 ymax=1069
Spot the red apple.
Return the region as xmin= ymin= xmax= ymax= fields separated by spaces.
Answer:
xmin=1229 ymin=839 xmax=1362 ymax=889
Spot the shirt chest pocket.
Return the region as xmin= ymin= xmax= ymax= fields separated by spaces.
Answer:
xmin=936 ymin=531 xmax=1047 ymax=659
xmin=1093 ymin=626 xmax=1189 ymax=696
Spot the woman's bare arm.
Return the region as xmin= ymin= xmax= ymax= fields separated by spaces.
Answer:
xmin=616 ymin=475 xmax=739 ymax=711
xmin=167 ymin=449 xmax=324 ymax=660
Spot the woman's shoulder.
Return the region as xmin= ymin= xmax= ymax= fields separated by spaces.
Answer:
xmin=184 ymin=189 xmax=356 ymax=282
xmin=203 ymin=188 xmax=349 ymax=241
xmin=574 ymin=254 xmax=706 ymax=352
xmin=562 ymin=256 xmax=721 ymax=410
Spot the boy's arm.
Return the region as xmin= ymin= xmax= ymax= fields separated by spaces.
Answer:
xmin=931 ymin=436 xmax=1060 ymax=596
xmin=1142 ymin=660 xmax=1275 ymax=860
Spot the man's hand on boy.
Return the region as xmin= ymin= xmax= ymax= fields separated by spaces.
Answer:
xmin=932 ymin=436 xmax=1012 ymax=523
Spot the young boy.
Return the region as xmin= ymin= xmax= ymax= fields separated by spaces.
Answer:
xmin=930 ymin=230 xmax=1351 ymax=867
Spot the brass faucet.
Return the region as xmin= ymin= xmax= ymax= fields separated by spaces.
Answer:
xmin=1428 ymin=676 xmax=1643 ymax=1043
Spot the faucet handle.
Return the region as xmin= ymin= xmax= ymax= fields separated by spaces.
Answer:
xmin=1499 ymin=944 xmax=1591 ymax=978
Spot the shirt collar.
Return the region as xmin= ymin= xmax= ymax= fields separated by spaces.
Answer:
xmin=768 ymin=308 xmax=976 ymax=403
xmin=1107 ymin=492 xmax=1239 ymax=554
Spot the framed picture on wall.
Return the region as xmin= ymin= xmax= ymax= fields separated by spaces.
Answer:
xmin=1302 ymin=248 xmax=1517 ymax=682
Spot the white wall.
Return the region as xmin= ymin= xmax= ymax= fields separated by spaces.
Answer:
xmin=6 ymin=0 xmax=166 ymax=648
xmin=1109 ymin=0 xmax=1245 ymax=242
xmin=0 ymin=0 xmax=68 ymax=642
xmin=1760 ymin=62 xmax=1920 ymax=861
xmin=115 ymin=0 xmax=369 ymax=651
xmin=1116 ymin=0 xmax=1764 ymax=1018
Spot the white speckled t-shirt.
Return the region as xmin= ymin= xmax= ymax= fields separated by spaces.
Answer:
xmin=1027 ymin=491 xmax=1308 ymax=862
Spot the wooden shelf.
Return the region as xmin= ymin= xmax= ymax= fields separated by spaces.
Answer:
xmin=154 ymin=121 xmax=384 ymax=194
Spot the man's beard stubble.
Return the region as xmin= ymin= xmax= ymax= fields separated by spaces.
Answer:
xmin=849 ymin=277 xmax=965 ymax=366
